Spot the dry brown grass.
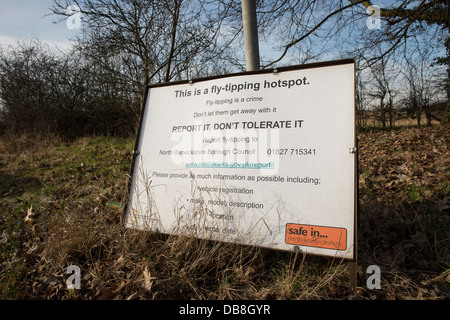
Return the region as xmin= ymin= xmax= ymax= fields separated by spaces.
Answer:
xmin=1 ymin=125 xmax=449 ymax=300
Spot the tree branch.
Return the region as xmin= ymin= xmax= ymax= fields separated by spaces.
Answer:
xmin=262 ymin=1 xmax=365 ymax=69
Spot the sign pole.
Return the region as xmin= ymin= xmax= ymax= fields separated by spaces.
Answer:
xmin=350 ymin=138 xmax=359 ymax=289
xmin=241 ymin=0 xmax=260 ymax=71
xmin=349 ymin=67 xmax=359 ymax=289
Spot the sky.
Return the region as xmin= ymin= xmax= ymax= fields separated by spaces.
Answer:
xmin=0 ymin=0 xmax=81 ymax=51
xmin=0 ymin=0 xmax=415 ymax=53
xmin=0 ymin=0 xmax=445 ymax=72
xmin=0 ymin=0 xmax=396 ymax=54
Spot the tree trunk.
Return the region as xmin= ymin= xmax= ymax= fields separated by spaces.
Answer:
xmin=417 ymin=105 xmax=422 ymax=128
xmin=388 ymin=96 xmax=394 ymax=129
xmin=380 ymin=93 xmax=386 ymax=129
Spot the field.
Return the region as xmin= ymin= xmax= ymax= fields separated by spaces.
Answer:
xmin=0 ymin=125 xmax=449 ymax=300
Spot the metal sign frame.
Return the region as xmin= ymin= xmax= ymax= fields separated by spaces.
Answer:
xmin=124 ymin=59 xmax=358 ymax=262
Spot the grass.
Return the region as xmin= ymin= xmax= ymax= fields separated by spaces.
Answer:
xmin=0 ymin=124 xmax=449 ymax=300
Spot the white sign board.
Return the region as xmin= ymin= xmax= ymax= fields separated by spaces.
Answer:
xmin=125 ymin=60 xmax=357 ymax=259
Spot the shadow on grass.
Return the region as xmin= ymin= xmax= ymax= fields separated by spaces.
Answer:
xmin=1 ymin=174 xmax=43 ymax=198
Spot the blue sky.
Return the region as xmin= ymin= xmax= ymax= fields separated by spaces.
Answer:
xmin=0 ymin=0 xmax=444 ymax=69
xmin=0 ymin=0 xmax=397 ymax=53
xmin=0 ymin=0 xmax=80 ymax=50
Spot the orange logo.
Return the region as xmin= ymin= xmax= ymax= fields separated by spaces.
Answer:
xmin=285 ymin=223 xmax=347 ymax=250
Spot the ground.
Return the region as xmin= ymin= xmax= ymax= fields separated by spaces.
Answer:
xmin=0 ymin=125 xmax=449 ymax=300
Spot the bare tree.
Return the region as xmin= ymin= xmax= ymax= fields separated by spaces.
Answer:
xmin=366 ymin=56 xmax=400 ymax=128
xmin=403 ymin=37 xmax=442 ymax=127
xmin=245 ymin=0 xmax=448 ymax=123
xmin=0 ymin=39 xmax=138 ymax=138
xmin=46 ymin=0 xmax=448 ymax=132
xmin=353 ymin=0 xmax=449 ymax=121
xmin=367 ymin=62 xmax=388 ymax=128
xmin=0 ymin=40 xmax=65 ymax=134
xmin=51 ymin=0 xmax=237 ymax=104
xmin=355 ymin=62 xmax=370 ymax=128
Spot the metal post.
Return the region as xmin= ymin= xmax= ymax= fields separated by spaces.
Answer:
xmin=349 ymin=261 xmax=358 ymax=289
xmin=241 ymin=0 xmax=260 ymax=71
